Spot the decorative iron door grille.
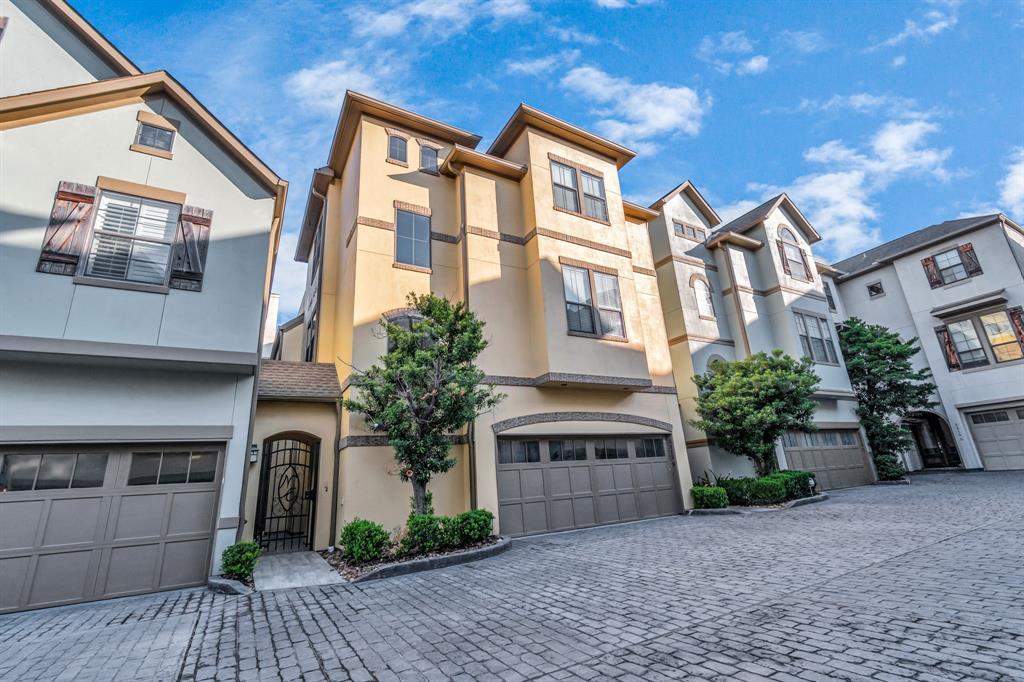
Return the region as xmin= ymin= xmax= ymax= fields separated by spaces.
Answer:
xmin=255 ymin=435 xmax=318 ymax=553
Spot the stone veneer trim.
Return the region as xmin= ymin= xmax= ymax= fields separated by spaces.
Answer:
xmin=492 ymin=411 xmax=674 ymax=434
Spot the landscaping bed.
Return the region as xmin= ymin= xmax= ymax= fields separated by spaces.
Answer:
xmin=692 ymin=469 xmax=818 ymax=510
xmin=320 ymin=535 xmax=505 ymax=581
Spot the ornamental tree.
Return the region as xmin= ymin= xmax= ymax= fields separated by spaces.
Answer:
xmin=343 ymin=293 xmax=504 ymax=514
xmin=691 ymin=350 xmax=820 ymax=477
xmin=837 ymin=317 xmax=937 ymax=480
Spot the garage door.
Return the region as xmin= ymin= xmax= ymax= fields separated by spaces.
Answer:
xmin=496 ymin=436 xmax=682 ymax=537
xmin=967 ymin=407 xmax=1024 ymax=470
xmin=0 ymin=444 xmax=222 ymax=613
xmin=782 ymin=429 xmax=874 ymax=490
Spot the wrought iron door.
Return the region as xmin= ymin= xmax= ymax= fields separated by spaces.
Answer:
xmin=255 ymin=434 xmax=318 ymax=553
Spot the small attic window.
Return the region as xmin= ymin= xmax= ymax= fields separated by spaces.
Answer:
xmin=867 ymin=281 xmax=885 ymax=299
xmin=136 ymin=123 xmax=174 ymax=152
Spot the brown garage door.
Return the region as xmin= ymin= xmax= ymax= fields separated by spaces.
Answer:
xmin=967 ymin=407 xmax=1024 ymax=470
xmin=782 ymin=429 xmax=874 ymax=490
xmin=0 ymin=443 xmax=222 ymax=613
xmin=496 ymin=435 xmax=682 ymax=537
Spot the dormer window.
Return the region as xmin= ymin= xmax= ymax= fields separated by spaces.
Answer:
xmin=776 ymin=225 xmax=811 ymax=281
xmin=387 ymin=134 xmax=408 ymax=164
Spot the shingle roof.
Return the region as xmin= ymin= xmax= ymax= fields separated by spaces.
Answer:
xmin=832 ymin=214 xmax=1003 ymax=279
xmin=258 ymin=360 xmax=341 ymax=402
xmin=715 ymin=194 xmax=784 ymax=236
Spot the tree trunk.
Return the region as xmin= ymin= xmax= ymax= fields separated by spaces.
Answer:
xmin=752 ymin=455 xmax=776 ymax=477
xmin=411 ymin=478 xmax=429 ymax=515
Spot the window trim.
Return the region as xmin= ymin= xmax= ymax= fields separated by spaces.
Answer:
xmin=944 ymin=308 xmax=1024 ymax=370
xmin=673 ymin=221 xmax=707 ymax=242
xmin=130 ymin=110 xmax=178 ymax=159
xmin=418 ymin=144 xmax=440 ymax=174
xmin=547 ymin=153 xmax=611 ymax=226
xmin=866 ymin=280 xmax=885 ymax=299
xmin=690 ymin=274 xmax=715 ymax=320
xmin=560 ymin=257 xmax=627 ymax=341
xmin=386 ymin=128 xmax=410 ymax=166
xmin=394 ymin=207 xmax=431 ymax=271
xmin=794 ymin=310 xmax=839 ymax=365
xmin=823 ymin=281 xmax=837 ymax=312
xmin=932 ymin=246 xmax=970 ymax=286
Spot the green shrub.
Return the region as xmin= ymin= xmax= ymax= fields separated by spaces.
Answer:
xmin=873 ymin=453 xmax=907 ymax=481
xmin=400 ymin=514 xmax=458 ymax=556
xmin=748 ymin=477 xmax=788 ymax=505
xmin=717 ymin=476 xmax=754 ymax=506
xmin=453 ymin=509 xmax=494 ymax=545
xmin=766 ymin=470 xmax=814 ymax=499
xmin=691 ymin=485 xmax=729 ymax=509
xmin=221 ymin=541 xmax=262 ymax=581
xmin=340 ymin=518 xmax=391 ymax=563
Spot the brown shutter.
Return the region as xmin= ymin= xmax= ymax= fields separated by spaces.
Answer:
xmin=169 ymin=205 xmax=213 ymax=291
xmin=921 ymin=256 xmax=942 ymax=289
xmin=799 ymin=249 xmax=813 ymax=281
xmin=37 ymin=181 xmax=97 ymax=275
xmin=1008 ymin=306 xmax=1024 ymax=350
xmin=958 ymin=243 xmax=983 ymax=277
xmin=776 ymin=239 xmax=792 ymax=275
xmin=934 ymin=325 xmax=961 ymax=371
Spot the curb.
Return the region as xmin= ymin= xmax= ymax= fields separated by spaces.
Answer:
xmin=688 ymin=492 xmax=829 ymax=515
xmin=874 ymin=477 xmax=912 ymax=485
xmin=207 ymin=576 xmax=252 ymax=595
xmin=352 ymin=536 xmax=512 ymax=583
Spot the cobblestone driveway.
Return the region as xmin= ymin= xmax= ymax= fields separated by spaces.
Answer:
xmin=2 ymin=472 xmax=1022 ymax=682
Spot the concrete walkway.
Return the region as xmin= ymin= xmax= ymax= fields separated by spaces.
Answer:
xmin=253 ymin=551 xmax=346 ymax=591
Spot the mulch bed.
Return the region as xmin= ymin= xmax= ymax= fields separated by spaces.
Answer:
xmin=320 ymin=537 xmax=500 ymax=581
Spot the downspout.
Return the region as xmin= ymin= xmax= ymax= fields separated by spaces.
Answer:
xmin=458 ymin=170 xmax=479 ymax=509
xmin=330 ymin=399 xmax=342 ymax=545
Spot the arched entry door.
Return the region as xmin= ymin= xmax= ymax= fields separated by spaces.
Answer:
xmin=904 ymin=411 xmax=961 ymax=468
xmin=255 ymin=433 xmax=319 ymax=553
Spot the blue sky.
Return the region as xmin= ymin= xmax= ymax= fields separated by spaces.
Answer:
xmin=76 ymin=0 xmax=1024 ymax=321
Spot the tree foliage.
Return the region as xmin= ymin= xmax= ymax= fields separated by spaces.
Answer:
xmin=837 ymin=317 xmax=936 ymax=480
xmin=343 ymin=293 xmax=504 ymax=513
xmin=691 ymin=351 xmax=820 ymax=476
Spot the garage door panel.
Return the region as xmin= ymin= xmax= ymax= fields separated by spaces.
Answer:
xmin=569 ymin=467 xmax=592 ymax=494
xmin=521 ymin=501 xmax=548 ymax=535
xmin=596 ymin=494 xmax=620 ymax=523
xmin=159 ymin=540 xmax=210 ymax=588
xmin=112 ymin=494 xmax=168 ymax=541
xmin=102 ymin=544 xmax=160 ymax=596
xmin=656 ymin=488 xmax=678 ymax=515
xmin=612 ymin=464 xmax=634 ymax=490
xmin=548 ymin=498 xmax=574 ymax=531
xmin=782 ymin=429 xmax=873 ymax=491
xmin=497 ymin=470 xmax=524 ymax=499
xmin=617 ymin=493 xmax=639 ymax=520
xmin=593 ymin=466 xmax=616 ymax=492
xmin=28 ymin=550 xmax=95 ymax=607
xmin=41 ymin=497 xmax=106 ymax=548
xmin=168 ymin=491 xmax=217 ymax=535
xmin=0 ymin=500 xmax=44 ymax=551
xmin=968 ymin=407 xmax=1024 ymax=471
xmin=637 ymin=490 xmax=658 ymax=517
xmin=572 ymin=497 xmax=596 ymax=527
xmin=634 ymin=462 xmax=654 ymax=488
xmin=0 ymin=558 xmax=30 ymax=609
xmin=547 ymin=468 xmax=571 ymax=497
xmin=498 ymin=504 xmax=524 ymax=537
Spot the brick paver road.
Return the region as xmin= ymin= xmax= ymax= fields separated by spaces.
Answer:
xmin=2 ymin=471 xmax=1022 ymax=682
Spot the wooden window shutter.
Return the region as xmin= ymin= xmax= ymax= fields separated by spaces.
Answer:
xmin=799 ymin=249 xmax=813 ymax=281
xmin=776 ymin=239 xmax=792 ymax=275
xmin=921 ymin=256 xmax=942 ymax=289
xmin=169 ymin=205 xmax=213 ymax=291
xmin=1008 ymin=306 xmax=1024 ymax=351
xmin=958 ymin=243 xmax=983 ymax=277
xmin=934 ymin=325 xmax=961 ymax=371
xmin=37 ymin=181 xmax=97 ymax=276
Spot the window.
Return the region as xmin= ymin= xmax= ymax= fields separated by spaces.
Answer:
xmin=933 ymin=248 xmax=968 ymax=285
xmin=0 ymin=453 xmax=108 ymax=492
xmin=395 ymin=209 xmax=430 ymax=269
xmin=839 ymin=431 xmax=857 ymax=446
xmin=594 ymin=439 xmax=628 ymax=459
xmin=970 ymin=411 xmax=1009 ymax=424
xmin=550 ymin=439 xmax=587 ymax=461
xmin=497 ymin=440 xmax=540 ymax=464
xmin=634 ymin=438 xmax=666 ymax=458
xmin=385 ymin=311 xmax=425 ymax=352
xmin=693 ymin=278 xmax=714 ymax=318
xmin=777 ymin=227 xmax=810 ymax=280
xmin=781 ymin=431 xmax=801 ymax=448
xmin=387 ymin=135 xmax=407 ymax=163
xmin=867 ymin=281 xmax=885 ymax=299
xmin=83 ymin=191 xmax=179 ymax=285
xmin=819 ymin=431 xmax=838 ymax=446
xmin=127 ymin=450 xmax=216 ymax=485
xmin=779 ymin=227 xmax=798 ymax=242
xmin=946 ymin=319 xmax=988 ymax=369
xmin=135 ymin=123 xmax=174 ymax=152
xmin=551 ymin=161 xmax=580 ymax=213
xmin=823 ymin=281 xmax=837 ymax=311
xmin=979 ymin=311 xmax=1024 ymax=363
xmin=562 ymin=264 xmax=625 ymax=338
xmin=674 ymin=222 xmax=707 ymax=240
xmin=550 ymin=159 xmax=608 ymax=222
xmin=304 ymin=310 xmax=318 ymax=362
xmin=795 ymin=312 xmax=838 ymax=363
xmin=420 ymin=145 xmax=438 ymax=173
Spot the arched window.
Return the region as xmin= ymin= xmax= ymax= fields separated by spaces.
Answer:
xmin=779 ymin=226 xmax=798 ymax=243
xmin=383 ymin=309 xmax=425 ymax=352
xmin=777 ymin=225 xmax=810 ymax=280
xmin=387 ymin=135 xmax=407 ymax=163
xmin=705 ymin=354 xmax=727 ymax=375
xmin=693 ymin=278 xmax=714 ymax=318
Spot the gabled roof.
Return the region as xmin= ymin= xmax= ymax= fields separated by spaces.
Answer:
xmin=0 ymin=71 xmax=288 ymax=217
xmin=649 ymin=180 xmax=721 ymax=227
xmin=39 ymin=0 xmax=141 ymax=77
xmin=258 ymin=360 xmax=341 ymax=402
xmin=832 ymin=214 xmax=1010 ymax=280
xmin=487 ymin=103 xmax=636 ymax=169
xmin=715 ymin=193 xmax=821 ymax=244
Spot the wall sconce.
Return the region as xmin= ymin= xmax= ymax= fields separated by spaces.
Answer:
xmin=249 ymin=444 xmax=259 ymax=463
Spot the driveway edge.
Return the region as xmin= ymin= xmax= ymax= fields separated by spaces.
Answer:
xmin=352 ymin=537 xmax=512 ymax=583
xmin=688 ymin=492 xmax=830 ymax=515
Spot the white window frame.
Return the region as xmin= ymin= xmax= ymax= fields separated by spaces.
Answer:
xmin=693 ymin=278 xmax=715 ymax=319
xmin=794 ymin=311 xmax=839 ymax=364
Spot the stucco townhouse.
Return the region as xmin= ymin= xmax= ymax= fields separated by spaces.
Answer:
xmin=254 ymin=92 xmax=694 ymax=550
xmin=827 ymin=214 xmax=1024 ymax=473
xmin=0 ymin=0 xmax=287 ymax=612
xmin=647 ymin=187 xmax=875 ymax=490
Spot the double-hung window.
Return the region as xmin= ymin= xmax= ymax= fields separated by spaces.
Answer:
xmin=934 ymin=248 xmax=968 ymax=284
xmin=550 ymin=158 xmax=609 ymax=222
xmin=387 ymin=135 xmax=407 ymax=164
xmin=84 ymin=191 xmax=179 ymax=285
xmin=795 ymin=311 xmax=838 ymax=363
xmin=395 ymin=209 xmax=430 ymax=269
xmin=551 ymin=161 xmax=580 ymax=213
xmin=562 ymin=264 xmax=625 ymax=338
xmin=979 ymin=311 xmax=1024 ymax=362
xmin=823 ymin=281 xmax=837 ymax=311
xmin=420 ymin=145 xmax=438 ymax=173
xmin=946 ymin=319 xmax=988 ymax=368
xmin=580 ymin=172 xmax=608 ymax=221
xmin=693 ymin=278 xmax=714 ymax=318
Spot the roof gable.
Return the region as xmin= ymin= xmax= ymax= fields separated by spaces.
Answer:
xmin=649 ymin=180 xmax=721 ymax=227
xmin=715 ymin=193 xmax=821 ymax=244
xmin=38 ymin=0 xmax=140 ymax=76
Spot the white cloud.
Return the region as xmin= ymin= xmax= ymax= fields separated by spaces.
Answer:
xmin=506 ymin=50 xmax=579 ymax=76
xmin=778 ymin=30 xmax=827 ymax=54
xmin=285 ymin=52 xmax=407 ymax=112
xmin=349 ymin=0 xmax=531 ymax=40
xmin=797 ymin=93 xmax=929 ymax=119
xmin=716 ymin=199 xmax=760 ymax=224
xmin=891 ymin=55 xmax=907 ymax=68
xmin=559 ymin=65 xmax=711 ymax=153
xmin=594 ymin=0 xmax=656 ymax=7
xmin=870 ymin=0 xmax=961 ymax=49
xmin=547 ymin=24 xmax=600 ymax=45
xmin=736 ymin=55 xmax=769 ymax=75
xmin=696 ymin=31 xmax=767 ymax=75
xmin=999 ymin=147 xmax=1024 ymax=219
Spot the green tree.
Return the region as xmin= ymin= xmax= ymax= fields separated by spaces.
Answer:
xmin=344 ymin=293 xmax=503 ymax=514
xmin=837 ymin=317 xmax=936 ymax=480
xmin=691 ymin=350 xmax=820 ymax=476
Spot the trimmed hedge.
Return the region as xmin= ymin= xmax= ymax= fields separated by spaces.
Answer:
xmin=221 ymin=541 xmax=262 ymax=581
xmin=340 ymin=518 xmax=392 ymax=564
xmin=691 ymin=485 xmax=729 ymax=509
xmin=400 ymin=509 xmax=495 ymax=557
xmin=715 ymin=470 xmax=815 ymax=506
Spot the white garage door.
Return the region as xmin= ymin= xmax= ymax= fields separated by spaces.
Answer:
xmin=967 ymin=407 xmax=1024 ymax=471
